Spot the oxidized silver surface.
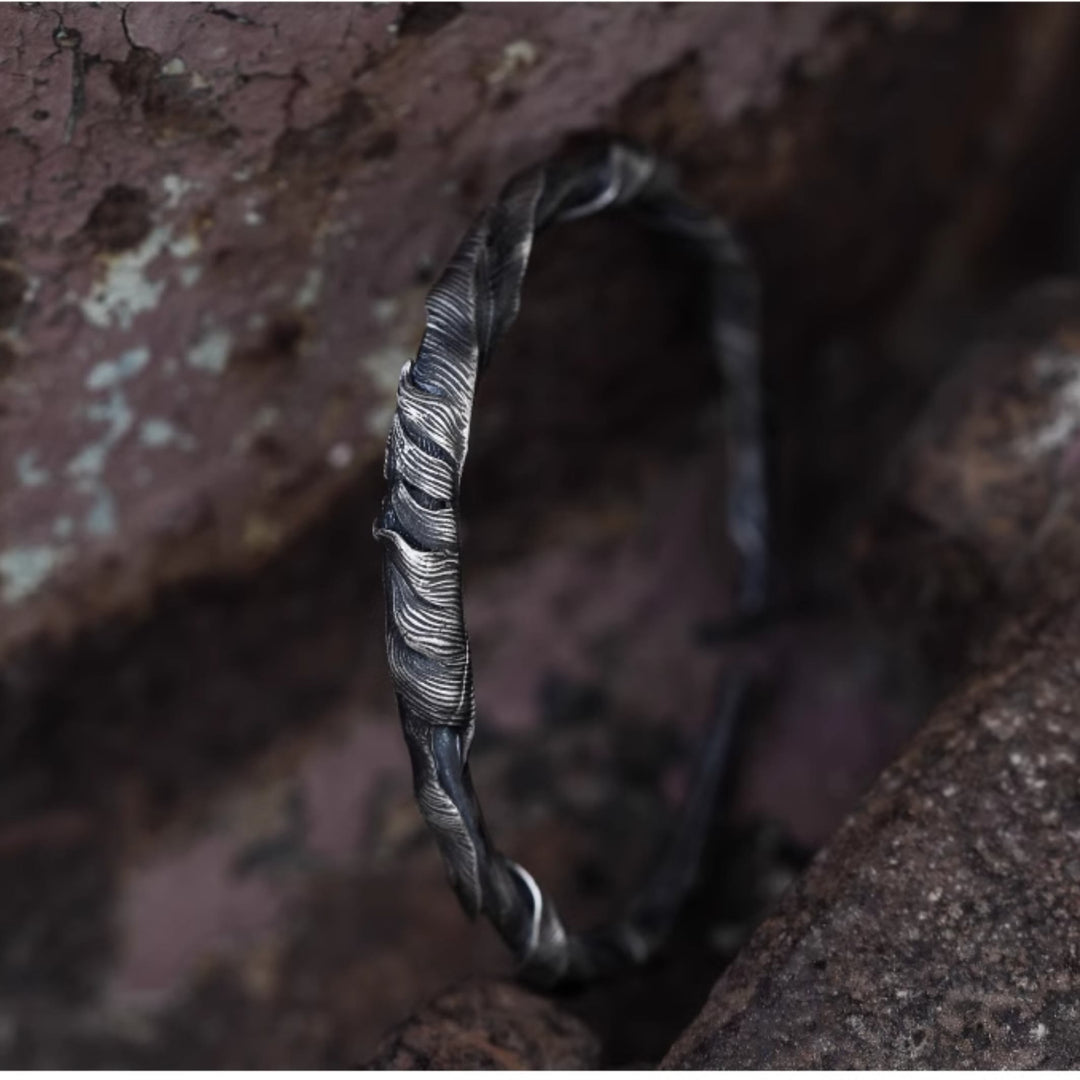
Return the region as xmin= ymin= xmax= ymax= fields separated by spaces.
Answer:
xmin=373 ymin=140 xmax=767 ymax=985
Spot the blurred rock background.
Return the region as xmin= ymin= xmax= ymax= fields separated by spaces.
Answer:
xmin=2 ymin=2 xmax=1080 ymax=1067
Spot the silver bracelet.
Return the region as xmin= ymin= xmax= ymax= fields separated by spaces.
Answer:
xmin=373 ymin=140 xmax=767 ymax=986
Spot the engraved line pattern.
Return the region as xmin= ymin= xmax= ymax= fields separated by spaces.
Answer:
xmin=373 ymin=140 xmax=766 ymax=985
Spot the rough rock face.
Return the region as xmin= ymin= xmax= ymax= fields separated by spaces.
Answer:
xmin=664 ymin=287 xmax=1080 ymax=1070
xmin=368 ymin=980 xmax=601 ymax=1069
xmin=863 ymin=284 xmax=1080 ymax=648
xmin=2 ymin=3 xmax=1077 ymax=654
xmin=665 ymin=605 xmax=1080 ymax=1069
xmin=2 ymin=1 xmax=845 ymax=651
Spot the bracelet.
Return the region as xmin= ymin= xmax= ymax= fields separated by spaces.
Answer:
xmin=373 ymin=139 xmax=767 ymax=986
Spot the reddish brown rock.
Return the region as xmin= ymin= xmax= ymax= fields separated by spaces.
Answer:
xmin=2 ymin=1 xmax=832 ymax=652
xmin=664 ymin=603 xmax=1080 ymax=1069
xmin=665 ymin=287 xmax=1080 ymax=1069
xmin=369 ymin=980 xmax=601 ymax=1069
xmin=877 ymin=283 xmax=1080 ymax=605
xmin=2 ymin=2 xmax=1077 ymax=658
xmin=858 ymin=282 xmax=1080 ymax=681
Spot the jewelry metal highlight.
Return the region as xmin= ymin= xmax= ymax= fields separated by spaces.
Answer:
xmin=374 ymin=140 xmax=766 ymax=985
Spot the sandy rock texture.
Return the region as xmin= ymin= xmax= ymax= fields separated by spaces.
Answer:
xmin=369 ymin=980 xmax=601 ymax=1069
xmin=665 ymin=607 xmax=1080 ymax=1068
xmin=665 ymin=283 xmax=1080 ymax=1070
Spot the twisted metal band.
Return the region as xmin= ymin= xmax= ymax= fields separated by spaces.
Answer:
xmin=373 ymin=140 xmax=767 ymax=986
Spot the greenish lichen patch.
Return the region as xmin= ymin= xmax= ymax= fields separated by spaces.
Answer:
xmin=140 ymin=417 xmax=196 ymax=451
xmin=84 ymin=489 xmax=117 ymax=538
xmin=66 ymin=443 xmax=108 ymax=480
xmin=85 ymin=391 xmax=135 ymax=448
xmin=15 ymin=450 xmax=50 ymax=488
xmin=78 ymin=227 xmax=172 ymax=331
xmin=64 ymin=387 xmax=137 ymax=542
xmin=85 ymin=345 xmax=151 ymax=391
xmin=169 ymin=233 xmax=201 ymax=259
xmin=485 ymin=38 xmax=540 ymax=86
xmin=77 ymin=218 xmax=201 ymax=331
xmin=186 ymin=328 xmax=232 ymax=374
xmin=161 ymin=174 xmax=195 ymax=210
xmin=0 ymin=545 xmax=69 ymax=605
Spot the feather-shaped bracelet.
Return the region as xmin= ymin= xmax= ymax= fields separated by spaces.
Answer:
xmin=373 ymin=139 xmax=767 ymax=986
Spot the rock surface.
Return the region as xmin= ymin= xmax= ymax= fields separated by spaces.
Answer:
xmin=665 ymin=604 xmax=1080 ymax=1069
xmin=2 ymin=3 xmax=1076 ymax=655
xmin=2 ymin=1 xmax=1080 ymax=1069
xmin=369 ymin=980 xmax=601 ymax=1069
xmin=2 ymin=1 xmax=846 ymax=652
xmin=664 ymin=286 xmax=1080 ymax=1069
